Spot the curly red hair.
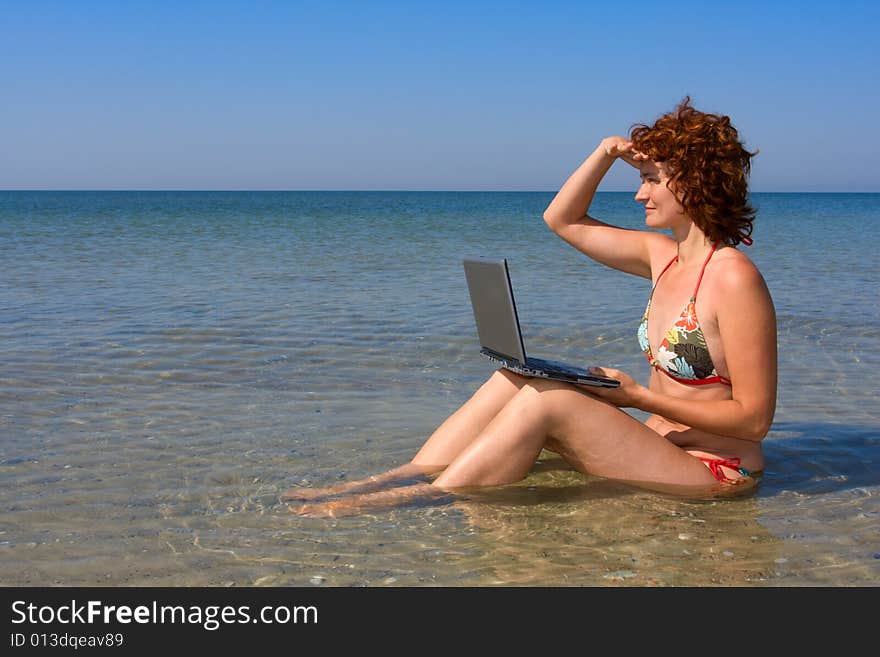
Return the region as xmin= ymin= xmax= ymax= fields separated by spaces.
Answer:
xmin=630 ymin=97 xmax=757 ymax=246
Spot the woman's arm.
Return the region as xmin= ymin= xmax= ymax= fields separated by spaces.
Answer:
xmin=591 ymin=263 xmax=778 ymax=441
xmin=543 ymin=137 xmax=667 ymax=279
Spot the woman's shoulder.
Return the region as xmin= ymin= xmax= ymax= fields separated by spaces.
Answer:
xmin=710 ymin=247 xmax=770 ymax=298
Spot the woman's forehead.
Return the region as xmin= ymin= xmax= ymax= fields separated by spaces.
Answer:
xmin=639 ymin=161 xmax=665 ymax=177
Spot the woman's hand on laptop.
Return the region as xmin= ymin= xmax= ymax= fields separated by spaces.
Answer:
xmin=585 ymin=367 xmax=645 ymax=408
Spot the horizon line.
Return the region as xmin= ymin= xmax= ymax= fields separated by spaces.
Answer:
xmin=1 ymin=189 xmax=878 ymax=194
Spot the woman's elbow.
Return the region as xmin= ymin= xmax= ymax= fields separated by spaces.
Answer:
xmin=741 ymin=411 xmax=774 ymax=441
xmin=542 ymin=210 xmax=561 ymax=232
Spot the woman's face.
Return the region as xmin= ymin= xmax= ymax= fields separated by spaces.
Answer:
xmin=635 ymin=161 xmax=689 ymax=230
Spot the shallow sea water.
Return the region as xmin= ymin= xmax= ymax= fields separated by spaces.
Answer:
xmin=0 ymin=191 xmax=877 ymax=586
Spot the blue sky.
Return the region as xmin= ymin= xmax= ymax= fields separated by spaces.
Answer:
xmin=2 ymin=0 xmax=878 ymax=191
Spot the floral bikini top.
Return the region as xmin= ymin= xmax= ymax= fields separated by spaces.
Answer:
xmin=637 ymin=243 xmax=732 ymax=386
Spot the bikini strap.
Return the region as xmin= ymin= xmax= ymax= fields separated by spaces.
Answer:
xmin=654 ymin=253 xmax=678 ymax=286
xmin=691 ymin=242 xmax=719 ymax=300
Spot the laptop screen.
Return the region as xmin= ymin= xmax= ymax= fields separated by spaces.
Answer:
xmin=463 ymin=257 xmax=527 ymax=363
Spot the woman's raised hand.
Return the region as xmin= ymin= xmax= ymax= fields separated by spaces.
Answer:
xmin=601 ymin=136 xmax=647 ymax=168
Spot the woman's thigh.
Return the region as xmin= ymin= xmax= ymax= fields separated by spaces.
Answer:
xmin=535 ymin=379 xmax=718 ymax=488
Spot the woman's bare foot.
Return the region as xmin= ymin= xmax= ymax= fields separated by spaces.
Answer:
xmin=279 ymin=483 xmax=350 ymax=502
xmin=287 ymin=483 xmax=447 ymax=517
xmin=279 ymin=464 xmax=443 ymax=503
xmin=289 ymin=499 xmax=347 ymax=518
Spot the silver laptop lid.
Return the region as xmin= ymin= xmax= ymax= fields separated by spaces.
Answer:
xmin=463 ymin=257 xmax=527 ymax=363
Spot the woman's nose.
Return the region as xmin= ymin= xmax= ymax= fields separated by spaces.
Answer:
xmin=634 ymin=183 xmax=649 ymax=202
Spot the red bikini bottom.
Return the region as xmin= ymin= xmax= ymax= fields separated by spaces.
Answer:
xmin=698 ymin=457 xmax=752 ymax=484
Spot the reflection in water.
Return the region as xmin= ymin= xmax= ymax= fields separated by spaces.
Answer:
xmin=760 ymin=422 xmax=880 ymax=496
xmin=750 ymin=422 xmax=880 ymax=586
xmin=439 ymin=454 xmax=784 ymax=586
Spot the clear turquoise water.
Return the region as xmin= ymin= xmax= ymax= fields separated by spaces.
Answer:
xmin=0 ymin=191 xmax=877 ymax=586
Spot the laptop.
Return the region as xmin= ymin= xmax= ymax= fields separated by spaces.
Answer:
xmin=463 ymin=257 xmax=619 ymax=388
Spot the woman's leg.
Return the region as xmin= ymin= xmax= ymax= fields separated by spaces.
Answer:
xmin=410 ymin=368 xmax=531 ymax=467
xmin=279 ymin=463 xmax=438 ymax=502
xmin=433 ymin=377 xmax=717 ymax=489
xmin=291 ymin=378 xmax=717 ymax=516
xmin=280 ymin=369 xmax=530 ymax=501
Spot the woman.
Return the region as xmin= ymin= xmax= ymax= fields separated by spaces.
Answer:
xmin=282 ymin=98 xmax=777 ymax=517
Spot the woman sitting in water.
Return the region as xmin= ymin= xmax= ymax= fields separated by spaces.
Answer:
xmin=282 ymin=97 xmax=777 ymax=517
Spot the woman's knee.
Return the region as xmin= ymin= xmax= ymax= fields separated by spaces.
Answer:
xmin=522 ymin=378 xmax=606 ymax=432
xmin=479 ymin=368 xmax=530 ymax=395
xmin=493 ymin=368 xmax=530 ymax=386
xmin=522 ymin=376 xmax=579 ymax=394
xmin=505 ymin=380 xmax=556 ymax=424
xmin=503 ymin=377 xmax=594 ymax=429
